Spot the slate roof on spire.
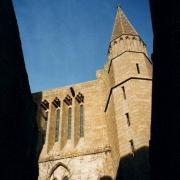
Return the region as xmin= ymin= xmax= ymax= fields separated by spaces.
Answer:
xmin=111 ymin=6 xmax=138 ymax=41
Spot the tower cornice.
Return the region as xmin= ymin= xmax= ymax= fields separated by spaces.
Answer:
xmin=110 ymin=34 xmax=146 ymax=47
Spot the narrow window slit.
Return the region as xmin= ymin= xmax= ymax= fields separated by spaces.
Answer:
xmin=129 ymin=139 xmax=135 ymax=156
xmin=122 ymin=86 xmax=126 ymax=99
xmin=125 ymin=113 xmax=130 ymax=126
xmin=136 ymin=63 xmax=140 ymax=74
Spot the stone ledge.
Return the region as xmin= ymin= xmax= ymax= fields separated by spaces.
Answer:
xmin=104 ymin=77 xmax=152 ymax=112
xmin=39 ymin=145 xmax=111 ymax=163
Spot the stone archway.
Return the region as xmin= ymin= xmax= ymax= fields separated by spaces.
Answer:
xmin=48 ymin=162 xmax=70 ymax=180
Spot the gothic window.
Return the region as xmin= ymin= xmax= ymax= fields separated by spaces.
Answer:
xmin=49 ymin=163 xmax=70 ymax=180
xmin=125 ymin=113 xmax=130 ymax=126
xmin=67 ymin=107 xmax=72 ymax=139
xmin=122 ymin=86 xmax=126 ymax=99
xmin=136 ymin=63 xmax=140 ymax=74
xmin=52 ymin=97 xmax=61 ymax=142
xmin=75 ymin=92 xmax=84 ymax=103
xmin=42 ymin=110 xmax=49 ymax=144
xmin=40 ymin=100 xmax=49 ymax=145
xmin=55 ymin=109 xmax=60 ymax=142
xmin=44 ymin=111 xmax=48 ymax=130
xmin=129 ymin=139 xmax=135 ymax=156
xmin=80 ymin=104 xmax=84 ymax=137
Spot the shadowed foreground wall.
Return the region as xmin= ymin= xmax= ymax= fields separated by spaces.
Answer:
xmin=116 ymin=146 xmax=149 ymax=180
xmin=0 ymin=0 xmax=38 ymax=179
xmin=149 ymin=0 xmax=180 ymax=179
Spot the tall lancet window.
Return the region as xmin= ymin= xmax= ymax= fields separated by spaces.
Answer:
xmin=55 ymin=109 xmax=60 ymax=142
xmin=44 ymin=111 xmax=49 ymax=130
xmin=52 ymin=97 xmax=61 ymax=142
xmin=40 ymin=100 xmax=49 ymax=145
xmin=42 ymin=110 xmax=49 ymax=144
xmin=75 ymin=92 xmax=84 ymax=138
xmin=67 ymin=107 xmax=72 ymax=139
xmin=80 ymin=104 xmax=84 ymax=137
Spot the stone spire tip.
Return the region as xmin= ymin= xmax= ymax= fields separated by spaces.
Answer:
xmin=117 ymin=2 xmax=122 ymax=10
xmin=111 ymin=2 xmax=138 ymax=41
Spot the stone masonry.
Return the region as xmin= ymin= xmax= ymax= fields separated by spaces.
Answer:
xmin=33 ymin=6 xmax=152 ymax=180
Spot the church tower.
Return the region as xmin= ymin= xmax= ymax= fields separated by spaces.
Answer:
xmin=103 ymin=5 xmax=152 ymax=179
xmin=33 ymin=5 xmax=152 ymax=180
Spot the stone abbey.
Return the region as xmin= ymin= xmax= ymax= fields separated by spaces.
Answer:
xmin=33 ymin=6 xmax=152 ymax=180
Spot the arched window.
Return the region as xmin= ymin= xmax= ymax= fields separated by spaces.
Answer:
xmin=49 ymin=162 xmax=70 ymax=180
xmin=67 ymin=107 xmax=72 ymax=139
xmin=52 ymin=97 xmax=61 ymax=142
xmin=55 ymin=109 xmax=60 ymax=142
xmin=44 ymin=110 xmax=49 ymax=130
xmin=42 ymin=110 xmax=48 ymax=144
xmin=80 ymin=104 xmax=84 ymax=137
xmin=40 ymin=100 xmax=49 ymax=145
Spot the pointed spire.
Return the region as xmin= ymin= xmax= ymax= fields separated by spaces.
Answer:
xmin=111 ymin=5 xmax=138 ymax=41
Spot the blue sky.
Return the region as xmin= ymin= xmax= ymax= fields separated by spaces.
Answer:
xmin=13 ymin=0 xmax=153 ymax=93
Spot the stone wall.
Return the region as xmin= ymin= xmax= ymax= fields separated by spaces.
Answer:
xmin=33 ymin=7 xmax=153 ymax=179
xmin=39 ymin=150 xmax=112 ymax=180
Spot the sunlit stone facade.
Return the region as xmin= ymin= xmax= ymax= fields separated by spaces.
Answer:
xmin=33 ymin=6 xmax=152 ymax=180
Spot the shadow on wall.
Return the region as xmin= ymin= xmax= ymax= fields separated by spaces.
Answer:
xmin=148 ymin=0 xmax=180 ymax=179
xmin=0 ymin=0 xmax=39 ymax=179
xmin=116 ymin=146 xmax=150 ymax=180
xmin=100 ymin=176 xmax=113 ymax=180
xmin=32 ymin=92 xmax=44 ymax=158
